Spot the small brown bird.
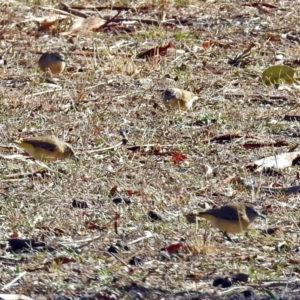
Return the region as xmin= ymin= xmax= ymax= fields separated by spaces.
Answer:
xmin=185 ymin=203 xmax=264 ymax=241
xmin=163 ymin=88 xmax=198 ymax=109
xmin=38 ymin=52 xmax=66 ymax=75
xmin=14 ymin=136 xmax=78 ymax=161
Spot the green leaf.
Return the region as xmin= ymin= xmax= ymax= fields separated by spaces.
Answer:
xmin=262 ymin=65 xmax=296 ymax=85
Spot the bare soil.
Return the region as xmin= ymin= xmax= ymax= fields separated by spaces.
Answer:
xmin=0 ymin=1 xmax=300 ymax=299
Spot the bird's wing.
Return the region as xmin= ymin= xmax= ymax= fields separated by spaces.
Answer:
xmin=202 ymin=206 xmax=240 ymax=221
xmin=24 ymin=140 xmax=57 ymax=152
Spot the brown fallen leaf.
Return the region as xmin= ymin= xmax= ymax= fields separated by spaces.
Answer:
xmin=70 ymin=5 xmax=151 ymax=12
xmin=204 ymin=133 xmax=254 ymax=143
xmin=203 ymin=40 xmax=231 ymax=49
xmin=247 ymin=2 xmax=278 ymax=8
xmin=38 ymin=19 xmax=58 ymax=31
xmin=36 ymin=225 xmax=65 ymax=236
xmin=267 ymin=33 xmax=281 ymax=41
xmin=53 ymin=256 xmax=76 ymax=265
xmin=288 ymin=258 xmax=300 ymax=265
xmin=84 ymin=220 xmax=104 ymax=231
xmin=66 ymin=16 xmax=105 ymax=33
xmin=222 ymin=175 xmax=240 ymax=184
xmin=243 ymin=140 xmax=289 ymax=149
xmin=72 ymin=50 xmax=95 ymax=56
xmin=136 ymin=41 xmax=173 ymax=59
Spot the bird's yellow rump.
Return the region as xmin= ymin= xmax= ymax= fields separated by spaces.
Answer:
xmin=38 ymin=52 xmax=66 ymax=75
xmin=163 ymin=88 xmax=198 ymax=110
xmin=14 ymin=136 xmax=78 ymax=161
xmin=185 ymin=203 xmax=264 ymax=241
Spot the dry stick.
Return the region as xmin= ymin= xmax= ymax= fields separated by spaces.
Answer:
xmin=128 ymin=231 xmax=154 ymax=245
xmin=253 ymin=185 xmax=300 ymax=195
xmin=219 ymin=280 xmax=300 ymax=296
xmin=61 ymin=3 xmax=178 ymax=27
xmin=0 ymin=256 xmax=22 ymax=262
xmin=97 ymin=10 xmax=122 ymax=31
xmin=219 ymin=286 xmax=248 ymax=295
xmin=0 ymin=294 xmax=34 ymax=300
xmin=246 ymin=279 xmax=300 ymax=288
xmin=1 ymin=271 xmax=27 ymax=291
xmin=57 ymin=235 xmax=103 ymax=249
xmin=70 ymin=5 xmax=148 ymax=11
xmin=60 ymin=2 xmax=90 ymax=18
xmin=38 ymin=5 xmax=74 ymax=17
xmin=126 ymin=144 xmax=174 ymax=149
xmin=240 ymin=177 xmax=300 ymax=195
xmin=4 ymin=171 xmax=46 ymax=179
xmin=106 ymin=17 xmax=177 ymax=27
xmin=86 ymin=140 xmax=125 ymax=154
xmin=29 ymin=88 xmax=64 ymax=97
xmin=0 ymin=145 xmax=15 ymax=149
xmin=80 ymin=140 xmax=174 ymax=155
xmin=109 ymin=252 xmax=129 ymax=266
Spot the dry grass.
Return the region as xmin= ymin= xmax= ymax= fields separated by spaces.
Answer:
xmin=0 ymin=0 xmax=300 ymax=299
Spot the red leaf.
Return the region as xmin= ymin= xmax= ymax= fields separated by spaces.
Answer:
xmin=161 ymin=243 xmax=187 ymax=253
xmin=110 ymin=185 xmax=118 ymax=196
xmin=53 ymin=257 xmax=76 ymax=265
xmin=84 ymin=220 xmax=102 ymax=230
xmin=10 ymin=231 xmax=19 ymax=238
xmin=126 ymin=189 xmax=134 ymax=195
xmin=126 ymin=189 xmax=140 ymax=195
xmin=171 ymin=151 xmax=187 ymax=163
xmin=38 ymin=20 xmax=57 ymax=31
xmin=267 ymin=33 xmax=280 ymax=41
xmin=202 ymin=40 xmax=215 ymax=48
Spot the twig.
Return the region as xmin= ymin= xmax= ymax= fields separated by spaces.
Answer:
xmin=0 ymin=294 xmax=34 ymax=300
xmin=0 ymin=145 xmax=15 ymax=150
xmin=126 ymin=144 xmax=173 ymax=150
xmin=128 ymin=231 xmax=154 ymax=245
xmin=220 ymin=286 xmax=247 ymax=295
xmin=69 ymin=5 xmax=150 ymax=12
xmin=246 ymin=279 xmax=300 ymax=288
xmin=1 ymin=271 xmax=27 ymax=291
xmin=3 ymin=171 xmax=47 ymax=179
xmin=103 ymin=17 xmax=177 ymax=27
xmin=28 ymin=87 xmax=64 ymax=98
xmin=109 ymin=252 xmax=129 ymax=266
xmin=57 ymin=235 xmax=103 ymax=248
xmin=60 ymin=2 xmax=90 ymax=18
xmin=0 ymin=256 xmax=22 ymax=262
xmin=244 ymin=183 xmax=300 ymax=195
xmin=86 ymin=140 xmax=125 ymax=154
xmin=38 ymin=5 xmax=74 ymax=17
xmin=97 ymin=10 xmax=122 ymax=31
